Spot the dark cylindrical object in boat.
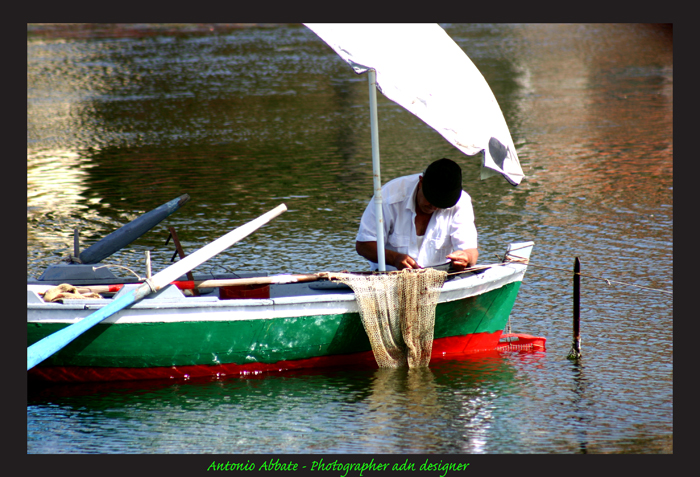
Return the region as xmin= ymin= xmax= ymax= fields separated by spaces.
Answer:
xmin=79 ymin=194 xmax=190 ymax=264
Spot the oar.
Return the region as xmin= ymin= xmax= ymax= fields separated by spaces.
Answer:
xmin=173 ymin=274 xmax=323 ymax=289
xmin=27 ymin=203 xmax=288 ymax=371
xmin=59 ymin=274 xmax=325 ymax=295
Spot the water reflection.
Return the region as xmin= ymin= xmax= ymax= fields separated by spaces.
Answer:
xmin=27 ymin=24 xmax=380 ymax=276
xmin=28 ymin=353 xmax=528 ymax=454
xmin=566 ymin=360 xmax=592 ymax=454
xmin=361 ymin=367 xmax=444 ymax=453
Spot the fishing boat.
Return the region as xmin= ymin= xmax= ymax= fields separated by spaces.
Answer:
xmin=27 ymin=24 xmax=546 ymax=384
xmin=27 ymin=233 xmax=540 ymax=383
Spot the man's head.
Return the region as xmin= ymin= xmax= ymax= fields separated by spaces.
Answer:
xmin=420 ymin=158 xmax=463 ymax=209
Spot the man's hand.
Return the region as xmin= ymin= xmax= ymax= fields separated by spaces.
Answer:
xmin=446 ymin=249 xmax=478 ymax=271
xmin=392 ymin=253 xmax=421 ymax=270
xmin=356 ymin=241 xmax=421 ymax=270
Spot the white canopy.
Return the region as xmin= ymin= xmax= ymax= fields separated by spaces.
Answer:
xmin=305 ymin=23 xmax=524 ymax=186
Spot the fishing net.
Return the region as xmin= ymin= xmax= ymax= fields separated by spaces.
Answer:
xmin=335 ymin=268 xmax=447 ymax=368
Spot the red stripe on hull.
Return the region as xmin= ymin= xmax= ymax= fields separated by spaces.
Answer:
xmin=28 ymin=351 xmax=379 ymax=383
xmin=28 ymin=331 xmax=544 ymax=384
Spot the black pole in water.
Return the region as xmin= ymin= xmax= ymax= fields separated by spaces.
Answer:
xmin=74 ymin=228 xmax=80 ymax=259
xmin=567 ymin=257 xmax=582 ymax=359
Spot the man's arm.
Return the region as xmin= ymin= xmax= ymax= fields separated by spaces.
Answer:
xmin=355 ymin=241 xmax=422 ymax=270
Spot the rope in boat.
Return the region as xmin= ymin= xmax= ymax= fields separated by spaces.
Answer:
xmin=92 ymin=264 xmax=144 ymax=281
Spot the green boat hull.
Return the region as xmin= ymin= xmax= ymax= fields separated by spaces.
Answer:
xmin=27 ymin=282 xmax=521 ymax=382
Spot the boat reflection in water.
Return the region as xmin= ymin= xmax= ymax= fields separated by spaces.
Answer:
xmin=28 ymin=350 xmax=539 ymax=454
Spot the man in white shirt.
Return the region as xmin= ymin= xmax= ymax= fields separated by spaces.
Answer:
xmin=355 ymin=158 xmax=478 ymax=271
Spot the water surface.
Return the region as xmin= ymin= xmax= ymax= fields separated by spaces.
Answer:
xmin=27 ymin=23 xmax=672 ymax=454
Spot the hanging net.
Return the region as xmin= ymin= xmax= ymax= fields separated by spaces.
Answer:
xmin=334 ymin=268 xmax=447 ymax=368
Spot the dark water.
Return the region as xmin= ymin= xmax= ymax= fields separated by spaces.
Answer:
xmin=27 ymin=23 xmax=672 ymax=454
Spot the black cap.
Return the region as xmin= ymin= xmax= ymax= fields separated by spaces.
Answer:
xmin=421 ymin=158 xmax=462 ymax=209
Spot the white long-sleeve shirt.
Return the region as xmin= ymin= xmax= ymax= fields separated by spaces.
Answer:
xmin=356 ymin=173 xmax=477 ymax=271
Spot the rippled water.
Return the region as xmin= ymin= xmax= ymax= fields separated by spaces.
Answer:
xmin=27 ymin=23 xmax=672 ymax=454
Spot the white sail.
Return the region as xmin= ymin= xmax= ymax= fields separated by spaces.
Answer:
xmin=305 ymin=23 xmax=524 ymax=186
